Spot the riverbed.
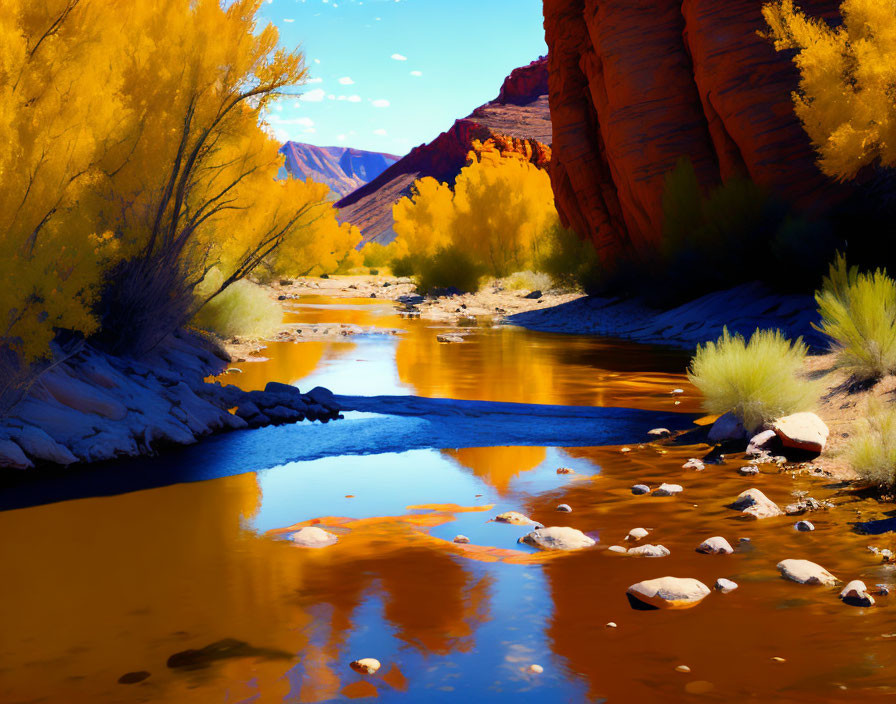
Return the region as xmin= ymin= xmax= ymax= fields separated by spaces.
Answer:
xmin=0 ymin=295 xmax=893 ymax=703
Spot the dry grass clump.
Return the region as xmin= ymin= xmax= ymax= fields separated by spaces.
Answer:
xmin=504 ymin=271 xmax=554 ymax=292
xmin=192 ymin=271 xmax=282 ymax=339
xmin=846 ymin=399 xmax=896 ymax=488
xmin=815 ymin=254 xmax=896 ymax=381
xmin=688 ymin=328 xmax=820 ymax=433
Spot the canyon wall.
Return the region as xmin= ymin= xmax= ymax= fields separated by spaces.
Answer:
xmin=544 ymin=0 xmax=847 ymax=264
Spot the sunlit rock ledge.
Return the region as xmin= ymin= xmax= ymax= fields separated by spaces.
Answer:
xmin=0 ymin=331 xmax=341 ymax=470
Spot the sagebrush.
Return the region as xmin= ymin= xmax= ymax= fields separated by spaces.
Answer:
xmin=192 ymin=271 xmax=282 ymax=339
xmin=688 ymin=328 xmax=819 ymax=433
xmin=847 ymin=399 xmax=896 ymax=488
xmin=814 ymin=254 xmax=896 ymax=380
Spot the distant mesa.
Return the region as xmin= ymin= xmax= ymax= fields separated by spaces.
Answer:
xmin=336 ymin=56 xmax=551 ymax=245
xmin=278 ymin=142 xmax=401 ymax=200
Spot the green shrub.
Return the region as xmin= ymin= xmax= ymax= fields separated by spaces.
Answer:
xmin=362 ymin=242 xmax=393 ymax=269
xmin=536 ymin=223 xmax=603 ymax=292
xmin=390 ymin=254 xmax=416 ymax=278
xmin=416 ymin=246 xmax=484 ymax=294
xmin=687 ymin=327 xmax=819 ymax=433
xmin=814 ymin=254 xmax=896 ymax=380
xmin=504 ymin=270 xmax=554 ymax=292
xmin=192 ymin=270 xmax=282 ymax=339
xmin=847 ymin=399 xmax=896 ymax=488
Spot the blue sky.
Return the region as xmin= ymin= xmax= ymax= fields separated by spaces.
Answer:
xmin=259 ymin=0 xmax=547 ymax=156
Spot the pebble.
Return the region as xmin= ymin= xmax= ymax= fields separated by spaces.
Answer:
xmin=652 ymin=483 xmax=683 ymax=497
xmin=556 ymin=504 xmax=572 ymax=513
xmin=794 ymin=520 xmax=815 ymax=532
xmin=350 ymin=658 xmax=381 ymax=674
xmin=675 ymin=665 xmax=691 ymax=673
xmin=714 ymin=578 xmax=739 ymax=593
xmin=739 ymin=537 xmax=751 ymax=543
xmin=682 ymin=458 xmax=705 ymax=471
xmin=738 ymin=466 xmax=760 ymax=476
xmin=494 ymin=511 xmax=541 ymax=526
xmin=840 ymin=580 xmax=875 ymax=607
xmin=608 ymin=545 xmax=628 ymax=554
xmin=529 ymin=664 xmax=543 ymax=674
xmin=696 ymin=536 xmax=734 ymax=555
xmin=292 ymin=526 xmax=339 ymax=548
xmin=631 ymin=484 xmax=651 ymax=495
xmin=772 ymin=657 xmax=786 ymax=663
xmin=627 ymin=544 xmax=671 ymax=558
xmin=620 ymin=447 xmax=632 ymax=453
xmin=648 ymin=428 xmax=671 ymax=437
xmin=626 ymin=527 xmax=649 ymax=541
xmin=671 ymin=388 xmax=684 ymax=394
xmin=556 ymin=467 xmax=574 ymax=475
xmin=606 ymin=622 xmax=617 ymax=628
xmin=453 ymin=535 xmax=470 ymax=544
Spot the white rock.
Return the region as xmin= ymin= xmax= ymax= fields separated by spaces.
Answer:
xmin=777 ymin=559 xmax=838 ymax=586
xmin=520 ymin=526 xmax=595 ymax=551
xmin=794 ymin=520 xmax=815 ymax=532
xmin=747 ymin=429 xmax=778 ymax=456
xmin=682 ymin=458 xmax=705 ymax=471
xmin=626 ymin=576 xmax=711 ymax=609
xmin=671 ymin=388 xmax=684 ymax=394
xmin=631 ymin=484 xmax=651 ymax=495
xmin=608 ymin=545 xmax=628 ymax=554
xmin=714 ymin=578 xmax=739 ymax=593
xmin=708 ymin=412 xmax=746 ymax=443
xmin=738 ymin=466 xmax=760 ymax=476
xmin=556 ymin=504 xmax=572 ymax=513
xmin=625 ymin=527 xmax=649 ymax=541
xmin=648 ymin=428 xmax=671 ymax=437
xmin=772 ymin=412 xmax=829 ymax=454
xmin=40 ymin=370 xmax=128 ymax=420
xmin=653 ymin=483 xmax=683 ymax=497
xmin=627 ymin=544 xmax=671 ymax=558
xmin=453 ymin=535 xmax=470 ymax=544
xmin=728 ymin=488 xmax=784 ymax=519
xmin=528 ymin=664 xmax=543 ymax=674
xmin=292 ymin=526 xmax=338 ymax=548
xmin=840 ymin=580 xmax=874 ymax=607
xmin=696 ymin=536 xmax=734 ymax=555
xmin=495 ymin=511 xmax=541 ymax=526
xmin=350 ymin=658 xmax=381 ymax=674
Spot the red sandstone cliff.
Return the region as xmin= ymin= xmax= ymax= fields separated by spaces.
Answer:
xmin=336 ymin=58 xmax=551 ymax=244
xmin=544 ymin=0 xmax=849 ymax=265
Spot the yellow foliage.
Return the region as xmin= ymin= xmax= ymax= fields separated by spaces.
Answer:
xmin=391 ymin=139 xmax=562 ymax=289
xmin=763 ymin=0 xmax=896 ymax=180
xmin=0 ymin=0 xmax=357 ymax=363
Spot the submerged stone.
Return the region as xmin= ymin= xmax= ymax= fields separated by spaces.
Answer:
xmin=777 ymin=559 xmax=838 ymax=586
xmin=626 ymin=577 xmax=711 ymax=610
xmin=520 ymin=526 xmax=595 ymax=551
xmin=292 ymin=526 xmax=338 ymax=548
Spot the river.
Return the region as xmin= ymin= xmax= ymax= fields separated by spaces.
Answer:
xmin=0 ymin=294 xmax=892 ymax=703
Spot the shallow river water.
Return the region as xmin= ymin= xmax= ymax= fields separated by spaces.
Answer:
xmin=1 ymin=295 xmax=894 ymax=703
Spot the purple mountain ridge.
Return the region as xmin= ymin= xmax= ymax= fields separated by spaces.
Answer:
xmin=278 ymin=142 xmax=401 ymax=199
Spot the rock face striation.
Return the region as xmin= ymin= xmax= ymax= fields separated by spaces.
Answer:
xmin=279 ymin=142 xmax=400 ymax=199
xmin=336 ymin=57 xmax=552 ymax=244
xmin=543 ymin=0 xmax=849 ymax=265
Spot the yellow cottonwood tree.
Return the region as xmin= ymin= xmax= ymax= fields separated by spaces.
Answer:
xmin=763 ymin=0 xmax=896 ymax=180
xmin=93 ymin=0 xmax=314 ymax=352
xmin=391 ymin=139 xmax=561 ymax=287
xmin=0 ymin=0 xmax=123 ymax=366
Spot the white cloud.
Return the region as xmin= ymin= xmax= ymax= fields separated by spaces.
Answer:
xmin=410 ymin=70 xmax=422 ymax=77
xmin=373 ymin=128 xmax=387 ymax=136
xmin=283 ymin=18 xmax=294 ymax=22
xmin=300 ymin=88 xmax=326 ymax=102
xmin=314 ymin=58 xmax=321 ymax=64
xmin=337 ymin=134 xmax=346 ymax=142
xmin=347 ymin=95 xmax=361 ymax=103
xmin=391 ymin=53 xmax=407 ymax=61
xmin=306 ymin=77 xmax=323 ymax=84
xmin=371 ymin=99 xmax=390 ymax=108
xmin=338 ymin=76 xmax=354 ymax=85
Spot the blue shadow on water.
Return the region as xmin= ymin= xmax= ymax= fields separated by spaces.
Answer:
xmin=0 ymin=396 xmax=696 ymax=512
